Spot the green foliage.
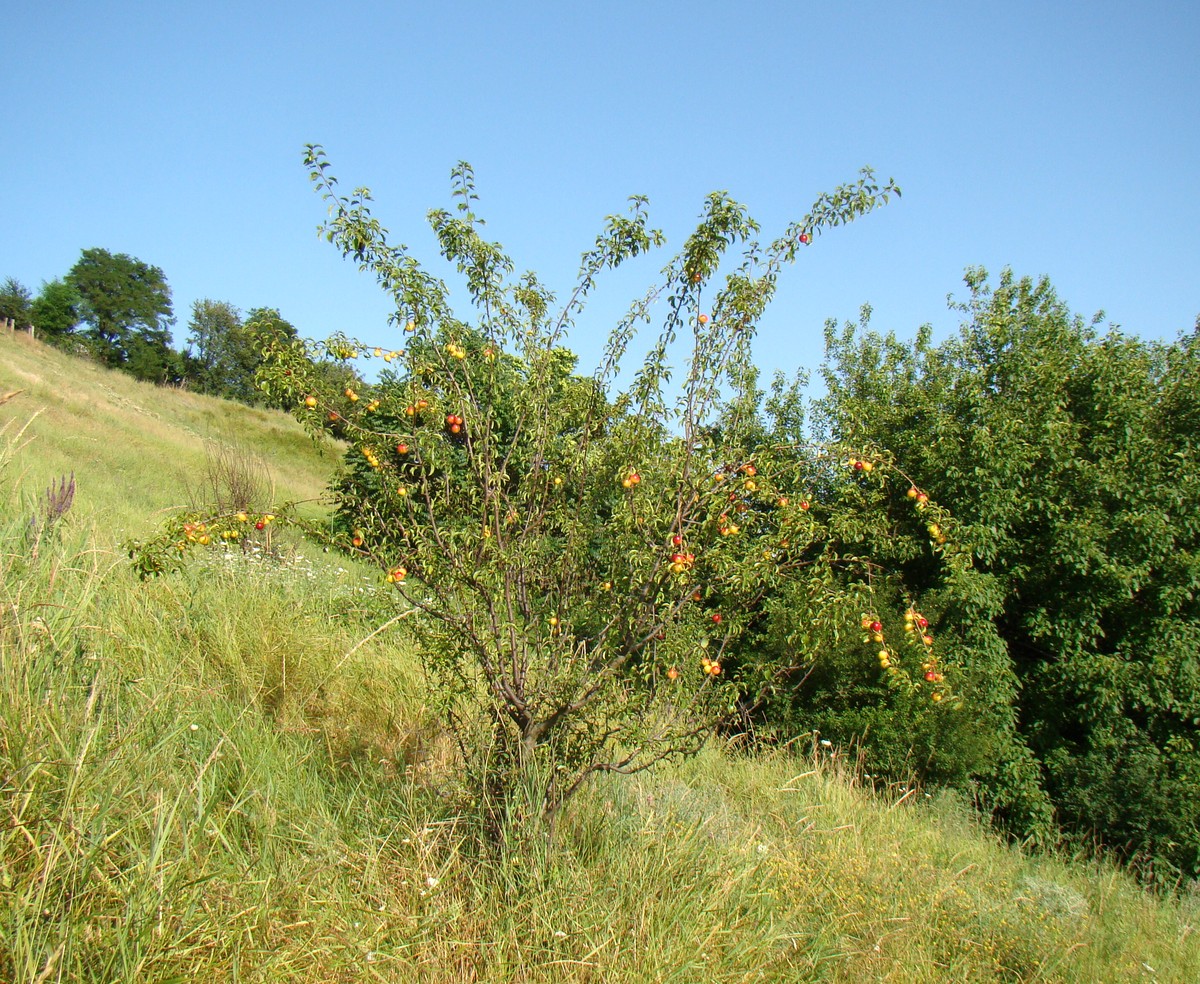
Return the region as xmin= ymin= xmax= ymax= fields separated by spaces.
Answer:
xmin=186 ymin=297 xmax=244 ymax=391
xmin=6 ymin=401 xmax=1200 ymax=981
xmin=30 ymin=277 xmax=82 ymax=340
xmin=0 ymin=276 xmax=33 ymax=329
xmin=817 ymin=268 xmax=1200 ymax=876
xmin=67 ymin=247 xmax=177 ymax=380
xmin=186 ymin=300 xmax=300 ymax=404
xmin=704 ymin=384 xmax=1049 ymax=834
xmin=241 ymin=147 xmax=968 ymax=837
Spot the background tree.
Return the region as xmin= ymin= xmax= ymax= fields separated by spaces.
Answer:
xmin=186 ymin=298 xmax=246 ymax=397
xmin=816 ymin=269 xmax=1200 ymax=878
xmin=243 ymin=149 xmax=915 ymax=840
xmin=0 ymin=277 xmax=33 ymax=330
xmin=31 ymin=279 xmax=82 ymax=341
xmin=67 ymin=247 xmax=176 ymax=380
xmin=187 ymin=301 xmax=301 ymax=404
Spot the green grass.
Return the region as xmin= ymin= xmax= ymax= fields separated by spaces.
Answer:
xmin=1 ymin=337 xmax=1198 ymax=981
xmin=0 ymin=330 xmax=338 ymax=535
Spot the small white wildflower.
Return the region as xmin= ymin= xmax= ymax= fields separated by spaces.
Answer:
xmin=553 ymin=930 xmax=567 ymax=938
xmin=425 ymin=876 xmax=439 ymax=888
xmin=189 ymin=723 xmax=199 ymax=732
xmin=819 ymin=739 xmax=832 ymax=748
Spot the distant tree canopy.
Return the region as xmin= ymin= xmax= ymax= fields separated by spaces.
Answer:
xmin=187 ymin=299 xmax=246 ymax=397
xmin=0 ymin=277 xmax=33 ymax=330
xmin=187 ymin=301 xmax=299 ymax=404
xmin=31 ymin=279 xmax=82 ymax=339
xmin=6 ymin=250 xmax=349 ymax=404
xmin=67 ymin=247 xmax=177 ymax=381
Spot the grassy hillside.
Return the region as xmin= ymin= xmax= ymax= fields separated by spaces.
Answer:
xmin=1 ymin=335 xmax=1198 ymax=982
xmin=0 ymin=329 xmax=339 ymax=535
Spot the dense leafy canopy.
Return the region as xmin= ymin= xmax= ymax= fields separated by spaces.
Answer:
xmin=0 ymin=277 xmax=33 ymax=329
xmin=30 ymin=279 xmax=82 ymax=339
xmin=817 ymin=269 xmax=1200 ymax=877
xmin=67 ymin=247 xmax=177 ymax=380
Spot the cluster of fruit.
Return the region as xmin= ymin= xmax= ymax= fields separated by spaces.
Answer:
xmin=716 ymin=513 xmax=741 ymax=536
xmin=699 ymin=655 xmax=722 ymax=676
xmin=445 ymin=341 xmax=467 ymax=360
xmin=362 ymin=447 xmax=381 ymax=469
xmin=444 ymin=413 xmax=464 ymax=434
xmin=847 ymin=456 xmax=875 ymax=474
xmin=404 ymin=399 xmax=430 ymax=417
xmin=330 ymin=343 xmax=410 ymax=362
xmin=862 ymin=617 xmax=894 ymax=670
xmin=386 ymin=566 xmax=408 ymax=583
xmin=620 ymin=470 xmax=642 ymax=489
xmin=862 ymin=608 xmax=949 ymax=702
xmin=667 ymin=534 xmax=695 ymax=574
xmin=903 ymin=486 xmax=946 ymax=543
xmin=906 ymin=486 xmax=930 ymax=508
xmin=336 ymin=386 xmax=378 ymax=411
xmin=181 ymin=521 xmax=210 ymax=546
xmin=175 ymin=512 xmax=275 ymax=552
xmin=904 ymin=608 xmax=936 ymax=649
xmin=715 ymin=462 xmax=769 ymax=534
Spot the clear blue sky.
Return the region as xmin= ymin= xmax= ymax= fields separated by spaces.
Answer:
xmin=5 ymin=1 xmax=1198 ymax=385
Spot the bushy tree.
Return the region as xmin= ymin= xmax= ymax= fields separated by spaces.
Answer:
xmin=270 ymin=150 xmax=932 ymax=831
xmin=140 ymin=151 xmax=1004 ymax=846
xmin=0 ymin=277 xmax=33 ymax=330
xmin=31 ymin=279 xmax=81 ymax=341
xmin=186 ymin=301 xmax=301 ymax=404
xmin=817 ymin=269 xmax=1200 ymax=876
xmin=186 ymin=299 xmax=244 ymax=393
xmin=67 ymin=248 xmax=176 ymax=380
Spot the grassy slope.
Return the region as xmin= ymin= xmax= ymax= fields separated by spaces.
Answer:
xmin=0 ymin=330 xmax=338 ymax=534
xmin=1 ymin=331 xmax=1198 ymax=983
